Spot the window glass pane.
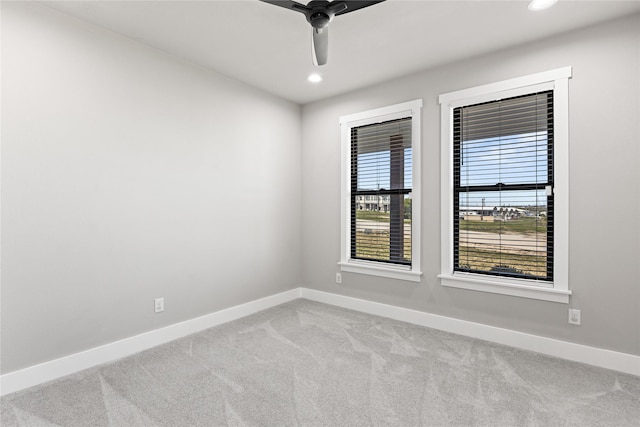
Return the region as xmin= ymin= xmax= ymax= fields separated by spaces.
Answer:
xmin=351 ymin=117 xmax=412 ymax=265
xmin=404 ymin=147 xmax=412 ymax=189
xmin=460 ymin=132 xmax=549 ymax=187
xmin=354 ymin=194 xmax=411 ymax=264
xmin=356 ymin=150 xmax=390 ymax=191
xmin=456 ymin=189 xmax=549 ymax=278
xmin=354 ymin=118 xmax=412 ymax=191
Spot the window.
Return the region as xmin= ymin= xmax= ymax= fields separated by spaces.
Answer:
xmin=339 ymin=100 xmax=422 ymax=282
xmin=439 ymin=68 xmax=571 ymax=303
xmin=454 ymin=91 xmax=553 ymax=281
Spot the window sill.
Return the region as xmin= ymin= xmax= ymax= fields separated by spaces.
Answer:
xmin=339 ymin=261 xmax=422 ymax=283
xmin=438 ymin=273 xmax=571 ymax=303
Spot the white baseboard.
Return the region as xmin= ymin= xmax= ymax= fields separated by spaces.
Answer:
xmin=300 ymin=288 xmax=640 ymax=377
xmin=2 ymin=287 xmax=637 ymax=397
xmin=0 ymin=288 xmax=302 ymax=396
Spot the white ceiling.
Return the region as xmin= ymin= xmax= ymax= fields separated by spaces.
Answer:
xmin=41 ymin=0 xmax=640 ymax=104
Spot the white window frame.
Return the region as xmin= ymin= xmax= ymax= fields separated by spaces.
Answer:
xmin=438 ymin=68 xmax=571 ymax=303
xmin=339 ymin=99 xmax=423 ymax=282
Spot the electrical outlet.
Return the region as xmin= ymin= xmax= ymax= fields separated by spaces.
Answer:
xmin=568 ymin=308 xmax=581 ymax=325
xmin=336 ymin=273 xmax=342 ymax=284
xmin=155 ymin=297 xmax=164 ymax=313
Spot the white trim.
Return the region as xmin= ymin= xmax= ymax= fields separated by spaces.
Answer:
xmin=439 ymin=273 xmax=570 ymax=304
xmin=338 ymin=261 xmax=422 ymax=282
xmin=300 ymin=288 xmax=640 ymax=377
xmin=2 ymin=288 xmax=638 ymax=396
xmin=0 ymin=288 xmax=301 ymax=396
xmin=444 ymin=81 xmax=555 ymax=111
xmin=553 ymin=75 xmax=570 ymax=290
xmin=439 ymin=68 xmax=572 ymax=302
xmin=340 ymin=99 xmax=423 ymax=281
xmin=339 ymin=99 xmax=423 ymax=125
xmin=438 ymin=67 xmax=572 ymax=105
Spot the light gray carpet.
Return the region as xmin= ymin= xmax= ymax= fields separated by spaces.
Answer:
xmin=1 ymin=299 xmax=639 ymax=426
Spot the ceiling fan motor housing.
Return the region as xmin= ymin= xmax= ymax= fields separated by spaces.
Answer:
xmin=309 ymin=11 xmax=331 ymax=29
xmin=306 ymin=0 xmax=348 ymax=29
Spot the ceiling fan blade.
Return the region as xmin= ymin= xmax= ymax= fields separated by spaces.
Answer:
xmin=312 ymin=27 xmax=329 ymax=66
xmin=259 ymin=0 xmax=310 ymax=15
xmin=335 ymin=0 xmax=386 ymax=16
xmin=326 ymin=1 xmax=348 ymax=15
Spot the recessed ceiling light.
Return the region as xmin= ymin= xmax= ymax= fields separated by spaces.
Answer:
xmin=307 ymin=73 xmax=323 ymax=83
xmin=528 ymin=0 xmax=558 ymax=11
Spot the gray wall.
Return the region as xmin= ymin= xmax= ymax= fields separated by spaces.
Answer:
xmin=1 ymin=2 xmax=302 ymax=373
xmin=301 ymin=14 xmax=640 ymax=356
